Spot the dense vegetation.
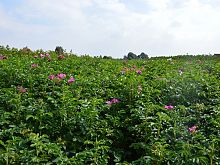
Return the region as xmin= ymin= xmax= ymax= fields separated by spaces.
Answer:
xmin=0 ymin=46 xmax=220 ymax=164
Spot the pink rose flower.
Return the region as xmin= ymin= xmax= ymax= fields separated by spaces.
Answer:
xmin=17 ymin=86 xmax=27 ymax=93
xmin=31 ymin=63 xmax=38 ymax=68
xmin=111 ymin=98 xmax=120 ymax=103
xmin=56 ymin=73 xmax=66 ymax=79
xmin=106 ymin=101 xmax=112 ymax=105
xmin=48 ymin=75 xmax=56 ymax=80
xmin=0 ymin=55 xmax=7 ymax=60
xmin=188 ymin=125 xmax=197 ymax=133
xmin=68 ymin=77 xmax=75 ymax=84
xmin=40 ymin=54 xmax=45 ymax=58
xmin=164 ymin=105 xmax=174 ymax=109
xmin=136 ymin=70 xmax=142 ymax=74
xmin=106 ymin=98 xmax=120 ymax=105
xmin=58 ymin=55 xmax=65 ymax=59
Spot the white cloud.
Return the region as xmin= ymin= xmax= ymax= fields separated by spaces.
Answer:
xmin=1 ymin=0 xmax=220 ymax=57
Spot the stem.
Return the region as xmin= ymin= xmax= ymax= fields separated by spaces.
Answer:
xmin=174 ymin=120 xmax=176 ymax=140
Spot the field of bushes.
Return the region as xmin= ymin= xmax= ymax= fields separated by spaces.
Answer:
xmin=0 ymin=46 xmax=220 ymax=164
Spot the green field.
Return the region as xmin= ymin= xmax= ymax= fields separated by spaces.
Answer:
xmin=0 ymin=46 xmax=220 ymax=164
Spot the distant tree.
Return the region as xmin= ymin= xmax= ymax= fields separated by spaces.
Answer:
xmin=138 ymin=52 xmax=149 ymax=59
xmin=6 ymin=45 xmax=10 ymax=50
xmin=127 ymin=52 xmax=138 ymax=60
xmin=55 ymin=46 xmax=64 ymax=55
xmin=103 ymin=56 xmax=112 ymax=59
xmin=214 ymin=54 xmax=220 ymax=58
xmin=124 ymin=52 xmax=148 ymax=60
xmin=123 ymin=55 xmax=128 ymax=60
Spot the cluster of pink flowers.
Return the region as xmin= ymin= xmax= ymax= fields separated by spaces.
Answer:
xmin=40 ymin=53 xmax=50 ymax=58
xmin=188 ymin=125 xmax=197 ymax=133
xmin=163 ymin=105 xmax=198 ymax=133
xmin=164 ymin=105 xmax=174 ymax=109
xmin=106 ymin=98 xmax=120 ymax=105
xmin=0 ymin=55 xmax=7 ymax=60
xmin=48 ymin=74 xmax=75 ymax=84
xmin=17 ymin=86 xmax=27 ymax=93
xmin=34 ymin=53 xmax=50 ymax=59
xmin=121 ymin=66 xmax=144 ymax=75
xmin=48 ymin=73 xmax=66 ymax=80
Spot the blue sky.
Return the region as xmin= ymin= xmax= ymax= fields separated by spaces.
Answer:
xmin=1 ymin=0 xmax=22 ymax=9
xmin=1 ymin=0 xmax=220 ymax=58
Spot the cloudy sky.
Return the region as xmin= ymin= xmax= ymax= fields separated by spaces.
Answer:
xmin=1 ymin=0 xmax=220 ymax=58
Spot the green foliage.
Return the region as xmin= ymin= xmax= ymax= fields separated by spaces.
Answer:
xmin=0 ymin=46 xmax=220 ymax=164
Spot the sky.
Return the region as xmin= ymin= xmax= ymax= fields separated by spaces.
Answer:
xmin=1 ymin=0 xmax=220 ymax=58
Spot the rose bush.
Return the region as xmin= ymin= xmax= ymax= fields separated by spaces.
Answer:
xmin=0 ymin=46 xmax=219 ymax=164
